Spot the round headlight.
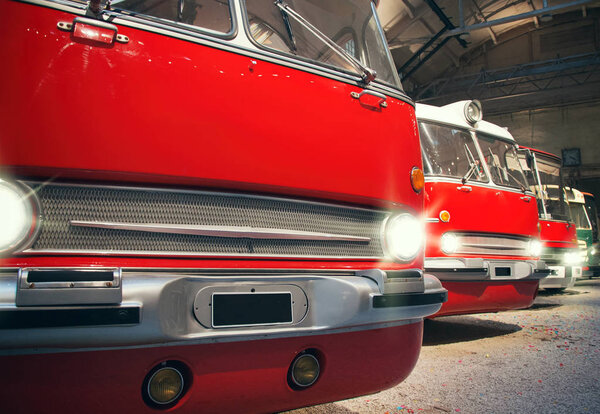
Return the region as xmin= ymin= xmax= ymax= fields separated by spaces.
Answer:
xmin=440 ymin=233 xmax=458 ymax=254
xmin=564 ymin=251 xmax=581 ymax=265
xmin=0 ymin=180 xmax=37 ymax=253
xmin=528 ymin=239 xmax=542 ymax=257
xmin=383 ymin=213 xmax=423 ymax=261
xmin=147 ymin=367 xmax=184 ymax=405
xmin=464 ymin=100 xmax=483 ymax=124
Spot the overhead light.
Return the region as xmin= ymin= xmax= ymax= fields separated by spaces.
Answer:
xmin=463 ymin=100 xmax=483 ymax=124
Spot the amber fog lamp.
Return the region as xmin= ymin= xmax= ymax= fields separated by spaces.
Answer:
xmin=410 ymin=167 xmax=425 ymax=193
xmin=439 ymin=210 xmax=451 ymax=223
xmin=147 ymin=367 xmax=184 ymax=405
xmin=0 ymin=180 xmax=38 ymax=253
xmin=289 ymin=353 xmax=320 ymax=388
xmin=464 ymin=100 xmax=483 ymax=124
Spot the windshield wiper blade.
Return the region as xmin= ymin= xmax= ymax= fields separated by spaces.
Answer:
xmin=462 ymin=143 xmax=478 ymax=184
xmin=279 ymin=6 xmax=297 ymax=51
xmin=274 ymin=0 xmax=377 ymax=84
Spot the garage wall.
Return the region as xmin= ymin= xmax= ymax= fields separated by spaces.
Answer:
xmin=488 ymin=100 xmax=600 ymax=195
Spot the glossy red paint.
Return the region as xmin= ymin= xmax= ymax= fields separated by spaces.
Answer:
xmin=0 ymin=1 xmax=421 ymax=210
xmin=539 ymin=219 xmax=578 ymax=249
xmin=434 ymin=280 xmax=539 ymax=317
xmin=0 ymin=322 xmax=423 ymax=414
xmin=0 ymin=1 xmax=428 ymax=411
xmin=424 ymin=181 xmax=540 ymax=258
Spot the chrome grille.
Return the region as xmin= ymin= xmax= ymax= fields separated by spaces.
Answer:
xmin=25 ymin=182 xmax=387 ymax=258
xmin=454 ymin=233 xmax=531 ymax=257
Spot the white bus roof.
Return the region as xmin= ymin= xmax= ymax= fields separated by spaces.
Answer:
xmin=416 ymin=101 xmax=515 ymax=142
xmin=566 ymin=187 xmax=585 ymax=204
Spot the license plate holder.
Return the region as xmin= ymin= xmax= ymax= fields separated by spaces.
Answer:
xmin=211 ymin=292 xmax=293 ymax=328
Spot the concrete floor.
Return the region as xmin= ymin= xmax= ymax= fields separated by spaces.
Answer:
xmin=288 ymin=279 xmax=600 ymax=414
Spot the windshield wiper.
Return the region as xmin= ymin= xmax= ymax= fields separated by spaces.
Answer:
xmin=488 ymin=148 xmax=527 ymax=192
xmin=274 ymin=0 xmax=377 ymax=84
xmin=279 ymin=5 xmax=297 ymax=52
xmin=462 ymin=144 xmax=478 ymax=184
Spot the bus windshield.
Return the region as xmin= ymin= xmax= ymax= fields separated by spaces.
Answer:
xmin=476 ymin=133 xmax=528 ymax=191
xmin=419 ymin=122 xmax=488 ymax=183
xmin=570 ymin=203 xmax=592 ymax=229
xmin=245 ymin=0 xmax=401 ymax=87
xmin=522 ymin=153 xmax=570 ymax=221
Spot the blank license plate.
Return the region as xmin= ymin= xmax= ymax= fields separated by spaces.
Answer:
xmin=212 ymin=292 xmax=293 ymax=328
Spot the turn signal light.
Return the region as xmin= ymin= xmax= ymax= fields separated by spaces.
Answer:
xmin=410 ymin=167 xmax=425 ymax=193
xmin=439 ymin=210 xmax=451 ymax=223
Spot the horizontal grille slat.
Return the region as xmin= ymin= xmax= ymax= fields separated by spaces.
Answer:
xmin=454 ymin=234 xmax=531 ymax=257
xmin=25 ymin=183 xmax=387 ymax=258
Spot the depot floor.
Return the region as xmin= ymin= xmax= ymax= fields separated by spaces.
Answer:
xmin=287 ymin=279 xmax=600 ymax=414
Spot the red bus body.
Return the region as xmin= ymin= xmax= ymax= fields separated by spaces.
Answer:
xmin=0 ymin=1 xmax=446 ymax=412
xmin=417 ymin=101 xmax=548 ymax=317
xmin=520 ymin=148 xmax=582 ymax=289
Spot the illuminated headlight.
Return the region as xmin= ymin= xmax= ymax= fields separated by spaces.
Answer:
xmin=564 ymin=251 xmax=581 ymax=265
xmin=383 ymin=213 xmax=423 ymax=261
xmin=528 ymin=239 xmax=542 ymax=257
xmin=440 ymin=233 xmax=459 ymax=254
xmin=0 ymin=180 xmax=38 ymax=253
xmin=464 ymin=100 xmax=483 ymax=124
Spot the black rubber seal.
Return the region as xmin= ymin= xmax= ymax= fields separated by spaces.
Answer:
xmin=372 ymin=291 xmax=448 ymax=308
xmin=0 ymin=306 xmax=140 ymax=329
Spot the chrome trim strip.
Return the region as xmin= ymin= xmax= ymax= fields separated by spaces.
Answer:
xmin=425 ymin=218 xmax=440 ymax=223
xmin=70 ymin=220 xmax=371 ymax=242
xmin=423 ymin=177 xmax=535 ymax=196
xmin=460 ymin=243 xmax=523 ymax=250
xmin=20 ymin=248 xmax=382 ymax=260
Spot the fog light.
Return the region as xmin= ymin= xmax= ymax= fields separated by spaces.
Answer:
xmin=289 ymin=353 xmax=320 ymax=388
xmin=147 ymin=367 xmax=184 ymax=405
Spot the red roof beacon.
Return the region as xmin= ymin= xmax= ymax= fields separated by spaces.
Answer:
xmin=0 ymin=0 xmax=445 ymax=412
xmin=416 ymin=101 xmax=548 ymax=317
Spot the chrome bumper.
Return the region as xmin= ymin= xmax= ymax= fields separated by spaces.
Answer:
xmin=0 ymin=268 xmax=446 ymax=355
xmin=539 ymin=266 xmax=581 ymax=288
xmin=425 ymin=258 xmax=550 ymax=281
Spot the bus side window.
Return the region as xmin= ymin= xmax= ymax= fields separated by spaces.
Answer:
xmin=111 ymin=0 xmax=233 ymax=33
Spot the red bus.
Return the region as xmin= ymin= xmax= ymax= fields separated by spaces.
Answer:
xmin=0 ymin=0 xmax=446 ymax=412
xmin=416 ymin=101 xmax=548 ymax=317
xmin=519 ymin=148 xmax=581 ymax=290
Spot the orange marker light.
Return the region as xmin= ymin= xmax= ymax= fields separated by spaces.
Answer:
xmin=411 ymin=167 xmax=424 ymax=193
xmin=439 ymin=210 xmax=451 ymax=222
